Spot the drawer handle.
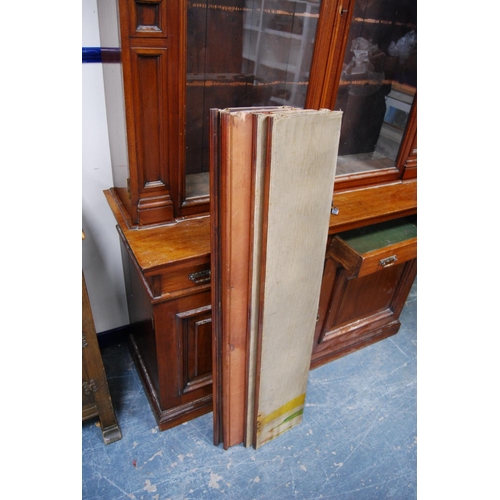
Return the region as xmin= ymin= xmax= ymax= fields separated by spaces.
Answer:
xmin=188 ymin=269 xmax=211 ymax=284
xmin=379 ymin=255 xmax=398 ymax=267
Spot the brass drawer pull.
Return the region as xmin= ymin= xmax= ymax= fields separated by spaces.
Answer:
xmin=188 ymin=269 xmax=211 ymax=284
xmin=379 ymin=255 xmax=398 ymax=267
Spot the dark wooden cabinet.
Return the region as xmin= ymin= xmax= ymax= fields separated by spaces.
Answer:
xmin=98 ymin=0 xmax=417 ymax=430
xmin=105 ymin=179 xmax=416 ymax=429
xmin=113 ymin=206 xmax=214 ymax=429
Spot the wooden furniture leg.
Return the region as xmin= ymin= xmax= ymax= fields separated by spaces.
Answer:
xmin=82 ymin=272 xmax=122 ymax=444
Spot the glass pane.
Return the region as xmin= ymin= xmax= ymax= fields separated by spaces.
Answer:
xmin=334 ymin=0 xmax=416 ymax=176
xmin=186 ymin=0 xmax=322 ymax=199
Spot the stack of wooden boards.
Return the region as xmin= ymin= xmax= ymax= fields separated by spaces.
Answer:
xmin=210 ymin=107 xmax=342 ymax=449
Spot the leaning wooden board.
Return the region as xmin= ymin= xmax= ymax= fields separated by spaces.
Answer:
xmin=210 ymin=106 xmax=288 ymax=449
xmin=251 ymin=110 xmax=342 ymax=448
xmin=210 ymin=108 xmax=254 ymax=448
xmin=211 ymin=106 xmax=342 ymax=449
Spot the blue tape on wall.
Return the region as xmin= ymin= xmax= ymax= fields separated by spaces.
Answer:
xmin=82 ymin=47 xmax=102 ymax=63
xmin=82 ymin=47 xmax=121 ymax=63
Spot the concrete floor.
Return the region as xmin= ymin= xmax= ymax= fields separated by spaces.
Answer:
xmin=82 ymin=280 xmax=416 ymax=499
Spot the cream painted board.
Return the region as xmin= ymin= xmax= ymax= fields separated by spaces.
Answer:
xmin=253 ymin=109 xmax=342 ymax=448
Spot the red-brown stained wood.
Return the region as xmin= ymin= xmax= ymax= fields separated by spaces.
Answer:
xmin=306 ymin=0 xmax=355 ymax=110
xmin=103 ymin=0 xmax=417 ymax=225
xmin=329 ymin=235 xmax=417 ymax=278
xmin=99 ymin=0 xmax=418 ymax=438
xmin=328 ymin=180 xmax=417 ymax=234
xmin=209 ymin=109 xmax=223 ymax=445
xmin=103 ymin=167 xmax=416 ymax=437
xmin=311 ymin=258 xmax=416 ymax=369
xmin=214 ymin=110 xmax=255 ymax=448
xmin=311 ymin=218 xmax=417 ymax=370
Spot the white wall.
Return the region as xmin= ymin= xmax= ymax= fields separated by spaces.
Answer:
xmin=82 ymin=0 xmax=129 ymax=332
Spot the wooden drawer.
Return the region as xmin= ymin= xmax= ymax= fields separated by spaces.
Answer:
xmin=160 ymin=262 xmax=211 ymax=294
xmin=329 ymin=218 xmax=417 ymax=278
xmin=145 ymin=261 xmax=211 ymax=299
xmin=311 ymin=217 xmax=417 ymax=370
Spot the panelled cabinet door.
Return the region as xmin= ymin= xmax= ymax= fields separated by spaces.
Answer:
xmin=128 ymin=285 xmax=214 ymax=431
xmin=313 ymin=237 xmax=338 ymax=349
xmin=155 ymin=292 xmax=213 ymax=430
xmin=178 ymin=303 xmax=213 ymax=397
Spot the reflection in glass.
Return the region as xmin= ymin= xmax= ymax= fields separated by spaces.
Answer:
xmin=185 ymin=0 xmax=417 ymax=196
xmin=334 ymin=0 xmax=416 ymax=176
xmin=185 ymin=0 xmax=321 ymax=198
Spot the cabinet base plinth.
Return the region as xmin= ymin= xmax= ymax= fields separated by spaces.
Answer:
xmin=311 ymin=320 xmax=401 ymax=370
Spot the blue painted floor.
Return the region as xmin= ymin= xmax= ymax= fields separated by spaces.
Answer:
xmin=83 ymin=280 xmax=416 ymax=499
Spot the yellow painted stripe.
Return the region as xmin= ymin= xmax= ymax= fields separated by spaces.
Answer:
xmin=258 ymin=394 xmax=306 ymax=429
